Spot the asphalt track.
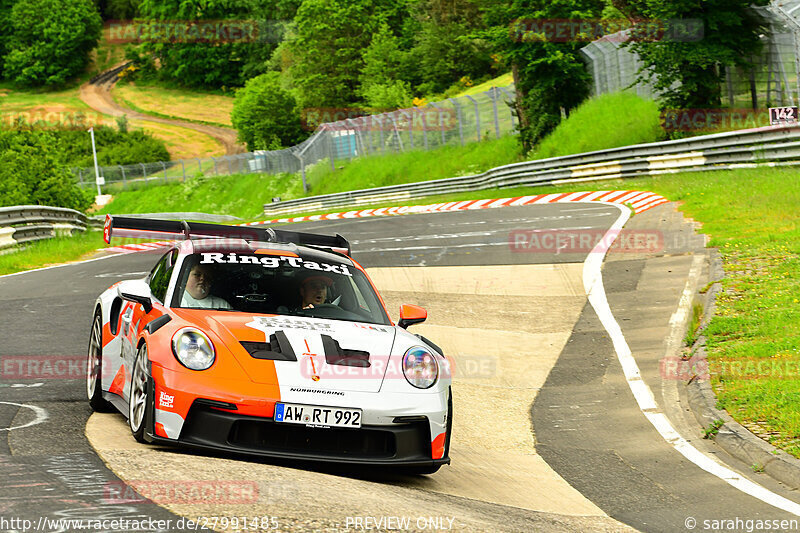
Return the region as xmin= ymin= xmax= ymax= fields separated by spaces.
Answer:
xmin=1 ymin=203 xmax=799 ymax=532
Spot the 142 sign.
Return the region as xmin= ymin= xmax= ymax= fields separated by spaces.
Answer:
xmin=769 ymin=106 xmax=798 ymax=125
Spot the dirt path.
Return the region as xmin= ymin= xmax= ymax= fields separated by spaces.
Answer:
xmin=79 ymin=63 xmax=245 ymax=156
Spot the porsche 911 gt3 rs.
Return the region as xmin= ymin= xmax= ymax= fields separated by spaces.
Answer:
xmin=88 ymin=216 xmax=451 ymax=473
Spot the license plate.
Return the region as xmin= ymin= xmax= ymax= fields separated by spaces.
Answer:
xmin=274 ymin=402 xmax=362 ymax=429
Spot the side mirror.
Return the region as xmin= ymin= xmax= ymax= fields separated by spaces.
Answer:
xmin=118 ymin=280 xmax=153 ymax=314
xmin=398 ymin=304 xmax=426 ymax=329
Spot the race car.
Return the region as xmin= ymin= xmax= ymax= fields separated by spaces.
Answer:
xmin=87 ymin=216 xmax=451 ymax=473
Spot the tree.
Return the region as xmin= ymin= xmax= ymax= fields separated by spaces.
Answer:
xmin=136 ymin=0 xmax=252 ymax=89
xmin=287 ymin=0 xmax=382 ymax=108
xmin=408 ymin=0 xmax=494 ymax=95
xmin=0 ymin=0 xmax=14 ymax=77
xmin=93 ymin=0 xmax=141 ymax=19
xmin=3 ymin=0 xmax=102 ymax=87
xmin=482 ymin=0 xmax=606 ymax=151
xmin=231 ymin=72 xmax=305 ymax=151
xmin=360 ymin=23 xmax=414 ymax=109
xmin=616 ymin=0 xmax=769 ymax=109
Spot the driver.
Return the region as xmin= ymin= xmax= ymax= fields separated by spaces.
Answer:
xmin=300 ymin=275 xmax=333 ymax=309
xmin=181 ymin=263 xmax=232 ymax=309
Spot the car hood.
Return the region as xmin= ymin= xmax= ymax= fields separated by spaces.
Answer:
xmin=173 ymin=310 xmax=397 ymax=393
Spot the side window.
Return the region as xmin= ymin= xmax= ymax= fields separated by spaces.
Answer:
xmin=149 ymin=250 xmax=176 ymax=303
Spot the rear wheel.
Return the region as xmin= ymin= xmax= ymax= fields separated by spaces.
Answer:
xmin=128 ymin=343 xmax=151 ymax=443
xmin=87 ymin=312 xmax=113 ymax=412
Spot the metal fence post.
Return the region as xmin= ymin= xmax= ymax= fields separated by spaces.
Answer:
xmin=161 ymin=161 xmax=167 ymax=183
xmin=346 ymin=119 xmax=366 ymax=157
xmin=78 ymin=168 xmax=83 ymax=186
xmin=401 ymin=111 xmax=414 ymax=149
xmin=489 ymin=87 xmax=500 ymax=139
xmin=498 ymin=86 xmax=516 ymax=132
xmin=326 ymin=128 xmax=336 ymax=172
xmin=119 ymin=165 xmax=126 ymax=190
xmin=449 ymin=98 xmax=464 ymax=146
xmin=420 ymin=108 xmax=429 ymax=149
xmin=376 ymin=116 xmax=385 ymax=153
xmin=180 ymin=160 xmax=186 ymax=182
xmin=293 ymin=152 xmax=308 ymax=193
xmin=464 ymin=95 xmax=480 ymax=142
xmin=429 ymin=102 xmax=446 ymax=145
xmin=140 ymin=163 xmax=147 ymax=182
xmin=388 ymin=113 xmax=404 ymax=152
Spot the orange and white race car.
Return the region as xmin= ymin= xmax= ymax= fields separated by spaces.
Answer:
xmin=87 ymin=216 xmax=451 ymax=474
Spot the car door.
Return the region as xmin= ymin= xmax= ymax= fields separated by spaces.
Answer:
xmin=121 ymin=249 xmax=177 ymax=401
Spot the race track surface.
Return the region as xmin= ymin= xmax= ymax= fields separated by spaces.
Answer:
xmin=1 ymin=203 xmax=798 ymax=532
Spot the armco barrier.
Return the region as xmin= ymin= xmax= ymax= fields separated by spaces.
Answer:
xmin=0 ymin=206 xmax=88 ymax=250
xmin=263 ymin=124 xmax=800 ymax=216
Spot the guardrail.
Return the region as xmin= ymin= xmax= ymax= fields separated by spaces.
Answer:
xmin=0 ymin=206 xmax=88 ymax=250
xmin=263 ymin=124 xmax=800 ymax=216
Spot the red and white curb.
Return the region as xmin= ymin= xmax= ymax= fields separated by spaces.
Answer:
xmin=101 ymin=241 xmax=175 ymax=254
xmin=100 ymin=190 xmax=668 ymax=253
xmin=248 ymin=190 xmax=668 ymax=225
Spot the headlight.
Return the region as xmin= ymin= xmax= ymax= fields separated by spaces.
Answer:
xmin=403 ymin=346 xmax=438 ymax=389
xmin=171 ymin=328 xmax=215 ymax=370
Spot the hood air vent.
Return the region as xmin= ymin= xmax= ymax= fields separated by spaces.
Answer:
xmin=241 ymin=331 xmax=297 ymax=361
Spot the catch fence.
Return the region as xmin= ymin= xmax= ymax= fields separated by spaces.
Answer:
xmin=73 ymin=85 xmax=517 ymax=192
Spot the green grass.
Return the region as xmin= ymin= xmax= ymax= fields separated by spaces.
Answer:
xmin=453 ymin=72 xmax=514 ymax=97
xmin=531 ymin=92 xmax=664 ymax=159
xmin=685 ymin=302 xmax=704 ymax=347
xmin=0 ymin=231 xmax=106 ymax=276
xmin=113 ymin=82 xmax=235 ymax=128
xmin=97 ymin=172 xmax=304 ymax=220
xmin=306 ymin=135 xmax=523 ymax=196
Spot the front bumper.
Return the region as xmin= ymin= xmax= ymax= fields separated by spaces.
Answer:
xmin=148 ymin=400 xmax=450 ymax=469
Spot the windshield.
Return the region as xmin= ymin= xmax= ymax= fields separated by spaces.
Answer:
xmin=170 ymin=251 xmax=391 ymax=325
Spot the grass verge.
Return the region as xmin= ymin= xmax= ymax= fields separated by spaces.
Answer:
xmin=97 ymin=172 xmax=303 ymax=220
xmin=130 ymin=118 xmax=225 ymax=160
xmin=113 ymin=82 xmax=234 ymax=128
xmin=306 ymin=135 xmax=524 ymax=196
xmin=0 ymin=231 xmax=106 ymax=276
xmin=531 ymin=92 xmax=664 ymax=159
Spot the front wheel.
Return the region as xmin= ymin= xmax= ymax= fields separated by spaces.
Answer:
xmin=128 ymin=343 xmax=151 ymax=443
xmin=87 ymin=312 xmax=113 ymax=412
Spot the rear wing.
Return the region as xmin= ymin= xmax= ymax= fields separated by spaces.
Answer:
xmin=103 ymin=215 xmax=351 ymax=255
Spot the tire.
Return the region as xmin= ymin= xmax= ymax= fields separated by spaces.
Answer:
xmin=87 ymin=311 xmax=113 ymax=412
xmin=128 ymin=342 xmax=151 ymax=443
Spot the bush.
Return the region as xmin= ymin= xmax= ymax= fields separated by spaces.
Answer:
xmin=3 ymin=0 xmax=102 ymax=87
xmin=44 ymin=126 xmax=170 ymax=168
xmin=231 ymin=72 xmax=305 ymax=151
xmin=0 ymin=131 xmax=91 ymax=210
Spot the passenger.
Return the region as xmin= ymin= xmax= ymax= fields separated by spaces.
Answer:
xmin=181 ymin=263 xmax=232 ymax=309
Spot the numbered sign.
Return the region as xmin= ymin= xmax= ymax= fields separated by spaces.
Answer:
xmin=769 ymin=107 xmax=799 ymax=126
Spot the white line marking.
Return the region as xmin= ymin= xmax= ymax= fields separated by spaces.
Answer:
xmin=0 ymin=402 xmax=49 ymax=431
xmin=584 ymin=203 xmax=800 ymax=515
